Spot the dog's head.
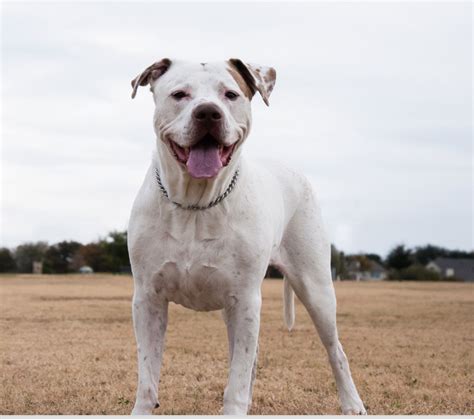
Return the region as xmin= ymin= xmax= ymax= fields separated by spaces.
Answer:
xmin=131 ymin=59 xmax=276 ymax=179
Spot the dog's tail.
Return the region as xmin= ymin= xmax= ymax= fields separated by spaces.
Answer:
xmin=283 ymin=278 xmax=295 ymax=331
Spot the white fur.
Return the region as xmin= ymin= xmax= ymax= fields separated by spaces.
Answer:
xmin=128 ymin=59 xmax=366 ymax=415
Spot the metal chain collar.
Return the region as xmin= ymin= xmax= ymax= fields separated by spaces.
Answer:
xmin=155 ymin=168 xmax=240 ymax=211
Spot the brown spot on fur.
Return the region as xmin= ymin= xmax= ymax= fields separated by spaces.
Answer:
xmin=227 ymin=65 xmax=254 ymax=99
xmin=227 ymin=59 xmax=258 ymax=99
xmin=264 ymin=68 xmax=276 ymax=85
xmin=131 ymin=58 xmax=171 ymax=99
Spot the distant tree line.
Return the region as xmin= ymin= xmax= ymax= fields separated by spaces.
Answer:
xmin=331 ymin=244 xmax=474 ymax=281
xmin=0 ymin=233 xmax=472 ymax=280
xmin=0 ymin=231 xmax=130 ymax=274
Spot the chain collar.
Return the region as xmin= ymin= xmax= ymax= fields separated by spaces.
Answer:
xmin=155 ymin=168 xmax=240 ymax=210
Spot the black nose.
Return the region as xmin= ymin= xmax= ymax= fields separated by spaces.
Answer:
xmin=192 ymin=103 xmax=222 ymax=122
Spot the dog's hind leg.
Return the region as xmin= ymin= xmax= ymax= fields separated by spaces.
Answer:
xmin=131 ymin=286 xmax=168 ymax=415
xmin=279 ymin=185 xmax=366 ymax=415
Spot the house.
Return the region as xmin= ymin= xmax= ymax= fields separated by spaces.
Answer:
xmin=363 ymin=261 xmax=387 ymax=280
xmin=32 ymin=261 xmax=43 ymax=274
xmin=79 ymin=265 xmax=94 ymax=274
xmin=346 ymin=259 xmax=387 ymax=281
xmin=426 ymin=258 xmax=474 ymax=282
xmin=346 ymin=260 xmax=362 ymax=280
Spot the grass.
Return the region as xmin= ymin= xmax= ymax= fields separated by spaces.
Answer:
xmin=1 ymin=274 xmax=473 ymax=414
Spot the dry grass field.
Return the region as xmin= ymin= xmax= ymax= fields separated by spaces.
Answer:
xmin=1 ymin=274 xmax=473 ymax=415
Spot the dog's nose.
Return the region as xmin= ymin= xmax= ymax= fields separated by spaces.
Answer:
xmin=192 ymin=103 xmax=222 ymax=123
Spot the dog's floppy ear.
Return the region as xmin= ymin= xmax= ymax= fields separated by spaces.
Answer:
xmin=228 ymin=58 xmax=276 ymax=106
xmin=131 ymin=58 xmax=172 ymax=99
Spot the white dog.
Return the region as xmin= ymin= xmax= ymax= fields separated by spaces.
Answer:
xmin=128 ymin=58 xmax=366 ymax=415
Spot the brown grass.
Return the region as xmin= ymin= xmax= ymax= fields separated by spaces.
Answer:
xmin=1 ymin=274 xmax=473 ymax=414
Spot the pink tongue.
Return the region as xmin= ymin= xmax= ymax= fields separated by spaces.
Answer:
xmin=187 ymin=143 xmax=223 ymax=178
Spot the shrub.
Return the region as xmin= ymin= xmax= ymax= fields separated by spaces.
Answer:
xmin=0 ymin=248 xmax=16 ymax=272
xmin=392 ymin=264 xmax=441 ymax=281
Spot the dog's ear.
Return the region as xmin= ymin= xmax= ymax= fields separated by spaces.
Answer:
xmin=131 ymin=58 xmax=172 ymax=99
xmin=228 ymin=58 xmax=276 ymax=106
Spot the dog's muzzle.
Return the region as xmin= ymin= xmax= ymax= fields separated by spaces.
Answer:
xmin=169 ymin=103 xmax=237 ymax=179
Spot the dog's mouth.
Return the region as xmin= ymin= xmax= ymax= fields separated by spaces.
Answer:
xmin=169 ymin=134 xmax=236 ymax=179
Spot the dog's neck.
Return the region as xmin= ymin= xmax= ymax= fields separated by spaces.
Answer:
xmin=153 ymin=146 xmax=240 ymax=209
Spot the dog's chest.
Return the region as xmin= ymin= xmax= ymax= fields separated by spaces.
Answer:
xmin=153 ymin=237 xmax=239 ymax=310
xmin=141 ymin=212 xmax=248 ymax=311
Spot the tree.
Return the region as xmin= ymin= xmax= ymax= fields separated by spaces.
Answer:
xmin=412 ymin=244 xmax=474 ymax=265
xmin=330 ymin=244 xmax=339 ymax=269
xmin=43 ymin=241 xmax=82 ymax=273
xmin=345 ymin=254 xmax=372 ymax=272
xmin=14 ymin=242 xmax=49 ymax=273
xmin=386 ymin=244 xmax=412 ymax=270
xmin=365 ymin=253 xmax=383 ymax=265
xmin=99 ymin=231 xmax=130 ymax=273
xmin=446 ymin=249 xmax=474 ymax=259
xmin=331 ymin=245 xmax=346 ymax=278
xmin=0 ymin=248 xmax=16 ymax=272
xmin=355 ymin=255 xmax=372 ymax=271
xmin=74 ymin=243 xmax=108 ymax=272
xmin=412 ymin=244 xmax=448 ymax=265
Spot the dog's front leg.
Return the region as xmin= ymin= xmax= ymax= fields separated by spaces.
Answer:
xmin=223 ymin=292 xmax=261 ymax=415
xmin=131 ymin=288 xmax=168 ymax=415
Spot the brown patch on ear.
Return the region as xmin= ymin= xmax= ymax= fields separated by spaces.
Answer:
xmin=263 ymin=67 xmax=276 ymax=96
xmin=131 ymin=58 xmax=171 ymax=99
xmin=227 ymin=66 xmax=254 ymax=100
xmin=264 ymin=68 xmax=276 ymax=86
xmin=227 ymin=58 xmax=276 ymax=106
xmin=228 ymin=59 xmax=257 ymax=99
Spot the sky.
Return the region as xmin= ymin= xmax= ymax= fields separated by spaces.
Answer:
xmin=1 ymin=1 xmax=472 ymax=256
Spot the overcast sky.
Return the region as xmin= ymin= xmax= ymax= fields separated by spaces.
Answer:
xmin=1 ymin=2 xmax=472 ymax=256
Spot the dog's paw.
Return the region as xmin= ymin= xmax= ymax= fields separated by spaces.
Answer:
xmin=342 ymin=406 xmax=367 ymax=415
xmin=131 ymin=408 xmax=150 ymax=415
xmin=131 ymin=402 xmax=159 ymax=415
xmin=131 ymin=397 xmax=160 ymax=415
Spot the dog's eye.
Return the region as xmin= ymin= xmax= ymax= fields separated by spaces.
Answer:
xmin=225 ymin=91 xmax=239 ymax=100
xmin=171 ymin=91 xmax=188 ymax=100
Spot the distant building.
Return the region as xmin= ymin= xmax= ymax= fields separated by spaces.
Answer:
xmin=346 ymin=260 xmax=362 ymax=280
xmin=363 ymin=261 xmax=388 ymax=280
xmin=79 ymin=265 xmax=94 ymax=274
xmin=426 ymin=258 xmax=474 ymax=282
xmin=32 ymin=261 xmax=43 ymax=274
xmin=346 ymin=260 xmax=387 ymax=281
